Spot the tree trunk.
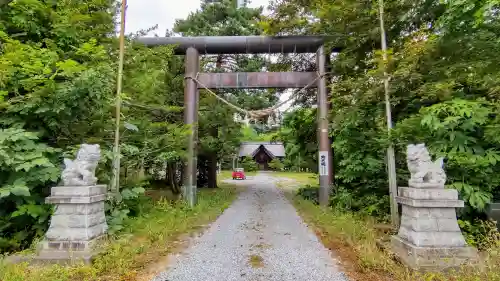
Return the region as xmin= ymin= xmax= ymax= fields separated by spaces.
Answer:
xmin=138 ymin=157 xmax=145 ymax=179
xmin=205 ymin=55 xmax=224 ymax=189
xmin=179 ymin=161 xmax=185 ymax=190
xmin=208 ymin=152 xmax=218 ymax=188
xmin=165 ymin=163 xmax=171 ymax=190
xmin=167 ymin=162 xmax=181 ymax=194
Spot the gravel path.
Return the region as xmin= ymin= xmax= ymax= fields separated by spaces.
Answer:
xmin=151 ymin=173 xmax=349 ymax=281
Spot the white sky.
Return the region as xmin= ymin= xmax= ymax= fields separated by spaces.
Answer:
xmin=127 ymin=0 xmax=270 ymax=37
xmin=126 ymin=0 xmax=294 ymax=112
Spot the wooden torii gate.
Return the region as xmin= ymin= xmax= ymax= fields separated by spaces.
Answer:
xmin=137 ymin=36 xmax=333 ymax=207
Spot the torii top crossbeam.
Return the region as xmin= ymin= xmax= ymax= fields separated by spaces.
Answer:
xmin=136 ymin=35 xmax=328 ymax=54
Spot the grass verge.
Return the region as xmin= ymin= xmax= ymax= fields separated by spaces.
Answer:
xmin=0 ymin=184 xmax=239 ymax=281
xmin=291 ymin=192 xmax=500 ymax=281
xmin=272 ymin=171 xmax=317 ymax=185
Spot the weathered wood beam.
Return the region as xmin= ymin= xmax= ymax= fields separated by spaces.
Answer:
xmin=136 ymin=36 xmax=330 ymax=54
xmin=196 ymin=72 xmax=318 ymax=89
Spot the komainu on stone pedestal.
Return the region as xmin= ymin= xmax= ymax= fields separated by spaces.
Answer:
xmin=36 ymin=143 xmax=108 ymax=265
xmin=391 ymin=143 xmax=478 ymax=271
xmin=406 ymin=143 xmax=446 ymax=188
xmin=61 ymin=144 xmax=101 ymax=186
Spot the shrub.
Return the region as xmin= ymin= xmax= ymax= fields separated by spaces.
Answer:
xmin=0 ymin=129 xmax=60 ymax=254
xmin=297 ymin=185 xmax=390 ymax=221
xmin=268 ymin=158 xmax=284 ymax=171
xmin=297 ymin=185 xmax=320 ymax=204
xmin=240 ymin=157 xmax=258 ymax=172
xmin=105 ymin=179 xmax=148 ymax=235
xmin=458 ymin=219 xmax=500 ymax=250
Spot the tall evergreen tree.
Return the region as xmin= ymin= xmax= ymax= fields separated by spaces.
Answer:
xmin=265 ymin=0 xmax=500 ymax=218
xmin=174 ymin=0 xmax=279 ymax=187
xmin=0 ymin=0 xmax=183 ymax=252
xmin=0 ymin=0 xmax=119 ymax=252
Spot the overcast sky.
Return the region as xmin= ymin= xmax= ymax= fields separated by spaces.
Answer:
xmin=127 ymin=0 xmax=270 ymax=36
xmin=125 ymin=0 xmax=294 ymax=113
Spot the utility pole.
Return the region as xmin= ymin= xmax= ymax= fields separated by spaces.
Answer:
xmin=378 ymin=0 xmax=399 ymax=228
xmin=111 ymin=0 xmax=127 ymax=197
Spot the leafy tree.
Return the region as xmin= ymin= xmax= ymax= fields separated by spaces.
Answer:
xmin=119 ymin=39 xmax=186 ymax=191
xmin=268 ymin=158 xmax=284 ymax=171
xmin=0 ymin=0 xmax=118 ymax=253
xmin=173 ymin=0 xmax=279 ymax=188
xmin=0 ymin=129 xmax=59 ymax=252
xmin=240 ymin=156 xmax=258 ymax=172
xmin=263 ymin=0 xmax=500 ymax=226
xmin=394 ymin=99 xmax=500 ymax=215
xmin=240 ymin=124 xmax=277 ymax=141
xmin=278 ymin=108 xmax=318 ymax=172
xmin=0 ymin=0 xmax=184 ymax=252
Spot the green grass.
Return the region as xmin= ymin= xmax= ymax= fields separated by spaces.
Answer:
xmin=292 ymin=192 xmax=500 ymax=281
xmin=0 ymin=184 xmax=239 ymax=281
xmin=271 ymin=171 xmax=317 ymax=185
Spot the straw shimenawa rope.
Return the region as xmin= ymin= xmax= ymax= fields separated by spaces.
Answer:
xmin=186 ymin=72 xmax=326 ymax=120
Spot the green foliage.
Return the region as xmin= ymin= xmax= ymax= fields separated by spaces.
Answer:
xmin=330 ymin=187 xmax=390 ymax=221
xmin=265 ymin=0 xmax=500 ymax=248
xmin=0 ymin=186 xmax=238 ymax=281
xmin=395 ymin=99 xmax=500 ymax=214
xmin=268 ymin=0 xmax=500 ymax=219
xmin=240 ymin=156 xmax=258 ymax=172
xmin=0 ymin=128 xmax=59 ymax=253
xmin=458 ymin=219 xmax=500 ymax=250
xmin=240 ymin=125 xmax=275 ymax=142
xmin=2 ymin=0 xmax=269 ymax=252
xmin=0 ymin=0 xmax=184 ymax=253
xmin=0 ymin=0 xmax=120 ymax=253
xmin=173 ymin=0 xmax=279 ymax=187
xmin=175 ymin=0 xmax=263 ymax=36
xmin=297 ymin=185 xmax=390 ymax=220
xmin=268 ymin=158 xmax=284 ymax=171
xmin=278 ymin=108 xmax=318 ymax=172
xmin=106 ymin=180 xmax=148 ymax=235
xmin=294 ymin=190 xmax=500 ymax=281
xmin=296 ymin=185 xmax=320 ymax=205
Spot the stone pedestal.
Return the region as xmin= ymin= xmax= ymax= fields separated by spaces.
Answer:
xmin=391 ymin=185 xmax=478 ymax=271
xmin=37 ymin=185 xmax=108 ymax=264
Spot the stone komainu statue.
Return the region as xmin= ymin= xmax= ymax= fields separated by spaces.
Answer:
xmin=61 ymin=144 xmax=101 ymax=186
xmin=406 ymin=143 xmax=446 ymax=187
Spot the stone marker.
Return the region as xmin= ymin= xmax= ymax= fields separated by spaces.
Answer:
xmin=36 ymin=144 xmax=108 ymax=264
xmin=391 ymin=143 xmax=478 ymax=271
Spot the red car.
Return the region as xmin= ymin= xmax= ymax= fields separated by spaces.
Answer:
xmin=232 ymin=168 xmax=246 ymax=180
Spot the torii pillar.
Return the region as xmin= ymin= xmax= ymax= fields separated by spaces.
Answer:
xmin=138 ymin=36 xmax=336 ymax=207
